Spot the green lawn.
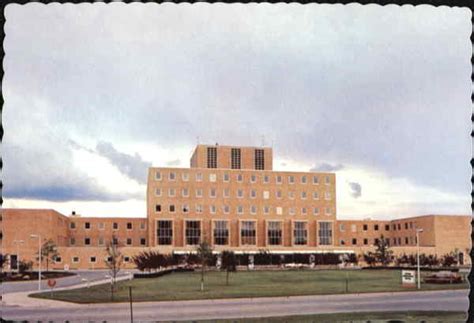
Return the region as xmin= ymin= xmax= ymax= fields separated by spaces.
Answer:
xmin=170 ymin=311 xmax=467 ymax=323
xmin=31 ymin=269 xmax=468 ymax=303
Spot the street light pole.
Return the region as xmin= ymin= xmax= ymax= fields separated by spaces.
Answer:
xmin=416 ymin=229 xmax=424 ymax=290
xmin=30 ymin=234 xmax=42 ymax=291
xmin=13 ymin=240 xmax=24 ymax=272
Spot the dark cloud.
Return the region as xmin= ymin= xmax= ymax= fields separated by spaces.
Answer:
xmin=310 ymin=163 xmax=344 ymax=172
xmin=348 ymin=182 xmax=362 ymax=198
xmin=96 ymin=141 xmax=151 ymax=185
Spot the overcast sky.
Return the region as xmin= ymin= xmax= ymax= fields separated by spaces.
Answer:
xmin=3 ymin=3 xmax=471 ymax=219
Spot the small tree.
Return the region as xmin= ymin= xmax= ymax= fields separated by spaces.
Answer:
xmin=441 ymin=253 xmax=457 ymax=267
xmin=221 ymin=250 xmax=237 ymax=285
xmin=373 ymin=235 xmax=393 ymax=266
xmin=363 ymin=252 xmax=377 ymax=267
xmin=19 ymin=260 xmax=33 ymax=274
xmin=37 ymin=239 xmax=59 ymax=272
xmin=196 ymin=240 xmax=213 ymax=292
xmin=0 ymin=254 xmax=9 ymax=272
xmin=105 ymin=235 xmax=123 ymax=300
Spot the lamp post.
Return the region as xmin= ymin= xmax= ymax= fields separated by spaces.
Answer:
xmin=416 ymin=229 xmax=424 ymax=289
xmin=13 ymin=240 xmax=24 ymax=272
xmin=30 ymin=234 xmax=42 ymax=291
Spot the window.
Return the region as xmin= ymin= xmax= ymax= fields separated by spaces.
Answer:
xmin=223 ymin=188 xmax=230 ymax=198
xmin=224 ymin=173 xmax=230 ymax=182
xmin=340 ymin=240 xmax=345 ymax=245
xmin=98 ymin=237 xmax=104 ymax=246
xmin=313 ymin=207 xmax=319 ymax=215
xmin=154 ymin=220 xmax=171 ymax=244
xmin=313 ymin=176 xmax=319 ymax=185
xmin=127 ymin=222 xmax=132 ymax=230
xmin=155 ymin=188 xmax=162 ymax=197
xmin=363 ymin=238 xmax=368 ymax=245
xmin=54 ymin=256 xmax=62 ymax=263
xmin=231 ymin=148 xmax=241 ymax=169
xmin=237 ymin=174 xmax=243 ymax=182
xmin=263 ymin=175 xmax=269 ymax=183
xmin=301 ymin=207 xmax=307 ymax=215
xmin=325 ymin=176 xmax=330 ymax=185
xmin=312 ymin=192 xmax=319 ymax=200
xmin=250 ymin=175 xmax=257 ymax=183
xmin=385 ymin=224 xmax=390 ymax=231
xmin=374 ymin=224 xmax=379 ymax=231
xmin=325 ymin=192 xmax=331 ymax=200
xmin=168 ymin=188 xmax=175 ymax=197
xmin=237 ymin=205 xmax=243 ymax=214
xmin=140 ymin=238 xmax=146 ymax=246
xmin=169 ymin=205 xmax=175 ymax=213
xmin=85 ymin=222 xmax=91 ymax=229
xmin=209 ymin=174 xmax=217 ymax=182
xmin=393 ymin=238 xmax=397 ymax=245
xmin=397 ymin=224 xmax=401 ymax=230
xmin=318 ymin=222 xmax=333 ymax=245
xmin=155 ymin=171 xmax=162 ymax=181
xmin=237 ymin=189 xmax=244 ymax=198
xmin=276 ymin=175 xmax=282 ymax=184
xmin=155 ymin=204 xmax=162 ymax=213
xmin=250 ymin=205 xmax=257 ymax=215
xmin=301 ymin=191 xmax=307 ymax=199
xmin=267 ymin=221 xmax=282 ymax=245
xmin=288 ymin=191 xmax=295 ymax=199
xmin=70 ymin=237 xmax=76 ymax=245
xmin=363 ymin=224 xmax=368 ymax=231
xmin=339 ymin=224 xmax=345 ymax=232
xmin=301 ymin=175 xmax=307 ymax=184
xmin=196 ymin=205 xmax=203 ymax=213
xmin=213 ymin=221 xmax=229 ymax=245
xmin=113 ymin=222 xmax=118 ymax=230
xmin=251 ymin=190 xmax=257 ymax=198
xmin=223 ymin=205 xmax=230 ymax=214
xmin=398 ymin=238 xmax=402 ymax=245
xmin=351 ymin=224 xmax=357 ymax=232
xmin=294 ymin=222 xmax=307 ymax=245
xmin=352 ymin=238 xmax=357 ymax=245
xmin=182 ymin=173 xmax=189 ymax=181
xmin=409 ymin=222 xmax=413 ymax=229
xmin=392 ymin=224 xmax=397 ymax=230
xmin=241 ymin=221 xmax=256 ymax=245
xmin=196 ymin=172 xmax=203 ymax=181
xmin=182 ymin=204 xmax=189 ymax=213
xmin=112 ymin=237 xmax=118 ymax=245
xmin=169 ymin=172 xmax=176 ymax=181
xmin=289 ymin=207 xmax=296 ymax=215
xmin=70 ymin=222 xmax=76 ymax=229
xmin=276 ymin=190 xmax=282 ymax=199
xmin=288 ymin=175 xmax=295 ymax=184
xmin=263 ymin=191 xmax=270 ymax=199
xmin=210 ymin=205 xmax=216 ymax=214
xmin=126 ymin=238 xmax=132 ymax=245
xmin=182 ymin=188 xmax=189 ymax=197
xmin=255 ymin=149 xmax=265 ymax=170
xmin=405 ymin=237 xmax=409 ymax=244
xmin=207 ymin=147 xmax=217 ymax=168
xmin=325 ymin=207 xmax=331 ymax=215
xmin=185 ymin=221 xmax=201 ymax=245
xmin=210 ymin=188 xmax=217 ymax=198
xmin=263 ymin=206 xmax=270 ymax=214
xmin=72 ymin=257 xmax=79 ymax=263
xmin=196 ymin=188 xmax=203 ymax=198
xmin=124 ymin=256 xmax=130 ymax=263
xmin=404 ymin=223 xmax=408 ymax=230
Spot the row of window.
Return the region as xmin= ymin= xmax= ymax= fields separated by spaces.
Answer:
xmin=339 ymin=236 xmax=417 ymax=246
xmin=155 ymin=188 xmax=332 ymax=200
xmin=55 ymin=255 xmax=132 ymax=264
xmin=338 ymin=222 xmax=416 ymax=233
xmin=155 ymin=204 xmax=333 ymax=216
xmin=155 ymin=171 xmax=331 ymax=185
xmin=70 ymin=222 xmax=146 ymax=230
xmin=70 ymin=237 xmax=146 ymax=246
xmin=156 ymin=220 xmax=333 ymax=246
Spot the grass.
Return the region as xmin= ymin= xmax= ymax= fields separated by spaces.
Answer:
xmin=30 ymin=269 xmax=468 ymax=303
xmin=167 ymin=311 xmax=467 ymax=322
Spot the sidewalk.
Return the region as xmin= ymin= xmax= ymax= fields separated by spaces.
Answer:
xmin=2 ymin=273 xmax=133 ymax=308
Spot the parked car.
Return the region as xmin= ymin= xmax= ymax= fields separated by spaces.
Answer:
xmin=424 ymin=271 xmax=463 ymax=284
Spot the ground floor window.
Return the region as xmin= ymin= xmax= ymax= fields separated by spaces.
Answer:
xmin=157 ymin=220 xmax=173 ymax=245
xmin=241 ymin=221 xmax=256 ymax=245
xmin=213 ymin=220 xmax=229 ymax=245
xmin=267 ymin=221 xmax=282 ymax=245
xmin=318 ymin=222 xmax=333 ymax=245
xmin=185 ymin=220 xmax=201 ymax=245
xmin=293 ymin=221 xmax=308 ymax=245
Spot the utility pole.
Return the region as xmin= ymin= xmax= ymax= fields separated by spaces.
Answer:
xmin=416 ymin=228 xmax=424 ymax=289
xmin=129 ymin=286 xmax=134 ymax=323
xmin=13 ymin=240 xmax=24 ymax=272
xmin=30 ymin=234 xmax=42 ymax=291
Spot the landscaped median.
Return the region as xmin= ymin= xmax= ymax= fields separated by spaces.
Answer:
xmin=29 ymin=269 xmax=469 ymax=304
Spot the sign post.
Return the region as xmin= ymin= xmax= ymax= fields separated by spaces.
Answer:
xmin=47 ymin=278 xmax=57 ymax=296
xmin=401 ymin=270 xmax=416 ymax=288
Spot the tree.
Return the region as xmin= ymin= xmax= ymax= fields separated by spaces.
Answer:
xmin=36 ymin=239 xmax=59 ymax=272
xmin=133 ymin=251 xmax=169 ymax=272
xmin=0 ymin=253 xmax=9 ymax=272
xmin=363 ymin=252 xmax=377 ymax=267
xmin=441 ymin=253 xmax=457 ymax=267
xmin=196 ymin=240 xmax=213 ymax=291
xmin=105 ymin=235 xmax=123 ymax=300
xmin=19 ymin=260 xmax=33 ymax=274
xmin=373 ymin=235 xmax=393 ymax=266
xmin=221 ymin=250 xmax=237 ymax=286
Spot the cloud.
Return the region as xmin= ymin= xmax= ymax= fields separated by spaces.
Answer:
xmin=95 ymin=141 xmax=151 ymax=184
xmin=166 ymin=159 xmax=181 ymax=166
xmin=310 ymin=163 xmax=344 ymax=172
xmin=348 ymin=182 xmax=362 ymax=198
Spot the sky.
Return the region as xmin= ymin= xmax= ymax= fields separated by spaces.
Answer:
xmin=2 ymin=3 xmax=472 ymax=219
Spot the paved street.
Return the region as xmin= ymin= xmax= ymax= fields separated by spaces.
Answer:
xmin=1 ymin=270 xmax=135 ymax=294
xmin=2 ymin=289 xmax=468 ymax=322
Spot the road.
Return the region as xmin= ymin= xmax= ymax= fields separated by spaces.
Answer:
xmin=2 ymin=289 xmax=468 ymax=322
xmin=1 ymin=270 xmax=135 ymax=294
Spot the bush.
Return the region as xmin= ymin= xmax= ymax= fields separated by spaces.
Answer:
xmin=132 ymin=251 xmax=169 ymax=272
xmin=19 ymin=260 xmax=33 ymax=274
